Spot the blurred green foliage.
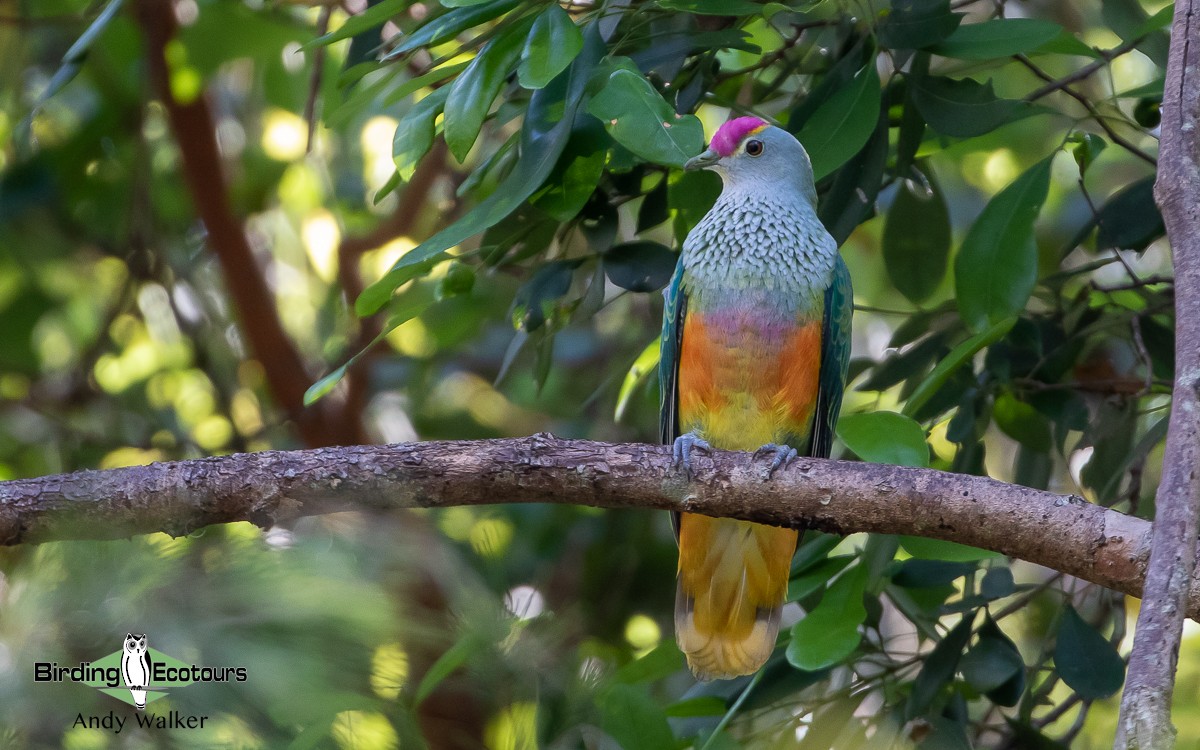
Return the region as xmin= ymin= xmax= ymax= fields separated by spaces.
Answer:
xmin=0 ymin=0 xmax=1192 ymax=747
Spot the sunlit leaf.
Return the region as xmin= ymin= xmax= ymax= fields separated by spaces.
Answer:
xmin=787 ymin=565 xmax=868 ymax=671
xmin=443 ymin=19 xmax=530 ymax=161
xmin=587 ymin=70 xmax=705 ymax=168
xmin=384 ymin=0 xmax=521 ymax=59
xmin=360 ymin=27 xmax=602 ymax=315
xmin=837 ymin=411 xmax=929 ymax=468
xmin=306 ymin=0 xmax=410 ymax=48
xmin=393 ymin=87 xmax=451 ymax=180
xmin=615 ymin=340 xmax=661 ymax=422
xmin=955 ymin=156 xmax=1053 ymax=333
xmin=518 ymin=4 xmax=584 ymax=89
xmin=903 ymin=318 xmax=1015 ymax=417
xmin=993 ymin=392 xmax=1052 ymax=451
xmin=795 ymin=63 xmax=881 ymax=180
xmin=900 ymin=536 xmax=1002 ymax=562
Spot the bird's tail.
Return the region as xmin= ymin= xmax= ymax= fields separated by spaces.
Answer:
xmin=675 ymin=513 xmax=796 ymax=680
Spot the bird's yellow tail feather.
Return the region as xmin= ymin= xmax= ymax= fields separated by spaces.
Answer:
xmin=675 ymin=513 xmax=796 ymax=680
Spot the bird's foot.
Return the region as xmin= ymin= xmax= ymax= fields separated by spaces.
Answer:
xmin=753 ymin=443 xmax=797 ymax=480
xmin=672 ymin=432 xmax=711 ymax=479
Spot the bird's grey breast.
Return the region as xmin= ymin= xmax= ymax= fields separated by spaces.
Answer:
xmin=681 ymin=193 xmax=837 ymax=304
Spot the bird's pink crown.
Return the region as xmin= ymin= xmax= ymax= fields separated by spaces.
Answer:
xmin=710 ymin=116 xmax=769 ymax=157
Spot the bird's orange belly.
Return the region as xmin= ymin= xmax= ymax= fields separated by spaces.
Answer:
xmin=677 ymin=310 xmax=823 ymax=451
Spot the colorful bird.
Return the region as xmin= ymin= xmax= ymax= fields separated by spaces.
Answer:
xmin=660 ymin=117 xmax=852 ymax=680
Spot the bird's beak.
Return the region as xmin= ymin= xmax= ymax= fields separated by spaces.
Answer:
xmin=684 ymin=148 xmax=720 ymax=171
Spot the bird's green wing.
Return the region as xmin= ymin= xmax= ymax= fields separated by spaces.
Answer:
xmin=660 ymin=260 xmax=687 ymax=445
xmin=809 ymin=255 xmax=853 ymax=458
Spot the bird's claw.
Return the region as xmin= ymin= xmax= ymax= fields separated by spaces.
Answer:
xmin=672 ymin=433 xmax=711 ymax=479
xmin=754 ymin=443 xmax=797 ymax=480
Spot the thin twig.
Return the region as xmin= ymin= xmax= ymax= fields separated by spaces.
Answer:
xmin=1016 ymin=55 xmax=1157 ymax=166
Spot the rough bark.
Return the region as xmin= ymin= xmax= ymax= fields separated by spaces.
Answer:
xmin=0 ymin=434 xmax=1192 ymax=615
xmin=1115 ymin=3 xmax=1200 ymax=748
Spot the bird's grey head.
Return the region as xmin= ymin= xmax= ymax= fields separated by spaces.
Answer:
xmin=683 ymin=117 xmax=818 ymax=207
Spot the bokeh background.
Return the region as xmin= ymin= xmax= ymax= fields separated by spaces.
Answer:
xmin=0 ymin=0 xmax=1193 ymax=747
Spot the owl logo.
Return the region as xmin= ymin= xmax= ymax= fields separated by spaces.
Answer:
xmin=120 ymin=634 xmax=151 ymax=710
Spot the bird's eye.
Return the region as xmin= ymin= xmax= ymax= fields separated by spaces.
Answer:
xmin=745 ymin=139 xmax=764 ymax=157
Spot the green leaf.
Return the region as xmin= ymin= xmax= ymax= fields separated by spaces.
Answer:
xmin=1055 ymin=606 xmax=1125 ymax=699
xmin=902 ymin=317 xmax=1015 ymax=417
xmin=599 ymin=684 xmax=675 ymax=750
xmin=912 ymin=76 xmax=1038 ymax=138
xmin=837 ymin=412 xmax=929 ymax=468
xmin=1093 ymin=177 xmax=1164 ymax=253
xmin=665 ymin=696 xmax=728 ymax=718
xmin=980 ymin=567 xmax=1015 ymax=599
xmin=382 ymin=61 xmax=471 ymax=109
xmin=1118 ymin=78 xmax=1165 ymax=99
xmin=878 ymin=0 xmax=963 ymax=50
xmin=795 ymin=64 xmax=882 ymax=180
xmin=961 ymin=635 xmax=1023 ymax=693
xmin=360 ymin=27 xmax=601 ymax=315
xmin=1035 ymin=30 xmax=1103 ymax=58
xmin=883 ymin=173 xmax=951 ymax=303
xmin=656 ymin=0 xmax=765 ymax=14
xmin=966 ymin=616 xmax=1025 ymax=705
xmin=932 ymin=18 xmax=1063 ymax=59
xmin=891 ymin=559 xmax=976 ymax=588
xmin=791 ymin=533 xmax=844 ymax=574
xmin=669 ymin=170 xmax=722 ymax=240
xmin=1131 ymin=3 xmax=1176 ymax=36
xmin=587 ymin=70 xmax=705 ymax=168
xmin=393 ymin=87 xmax=451 ymax=181
xmin=993 ymin=392 xmax=1052 ymax=451
xmin=818 ymin=108 xmax=889 ymax=246
xmin=615 ymin=340 xmax=660 ymax=422
xmin=518 ymin=4 xmax=584 ymax=89
xmin=511 ymin=260 xmax=580 ymax=331
xmin=900 ymin=536 xmax=1001 ymax=562
xmin=603 ymin=242 xmax=678 ymax=293
xmin=444 ymin=19 xmax=530 ymax=161
xmin=384 ymin=0 xmax=522 ymax=59
xmin=788 ymin=556 xmax=853 ymax=602
xmin=907 ymin=613 xmax=974 ymax=718
xmin=616 ymin=641 xmax=684 ymax=683
xmin=22 ymin=0 xmax=126 ymax=135
xmin=305 ymin=294 xmax=438 ymax=405
xmin=531 ymin=122 xmax=608 ymax=221
xmin=1081 ymin=400 xmax=1138 ymax=503
xmin=1103 ymin=0 xmax=1170 ymax=66
xmin=955 ymin=156 xmax=1053 ymax=333
xmin=787 ymin=566 xmax=868 ymax=671
xmin=1069 ymin=132 xmax=1107 ymax=175
xmin=415 ymin=636 xmax=484 ymax=704
xmin=307 ymin=0 xmax=410 ymax=48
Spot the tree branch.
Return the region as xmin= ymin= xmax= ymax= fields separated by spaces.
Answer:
xmin=133 ymin=0 xmax=362 ymax=447
xmin=2 ymin=435 xmax=1195 ymax=615
xmin=1115 ymin=2 xmax=1200 ymax=748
